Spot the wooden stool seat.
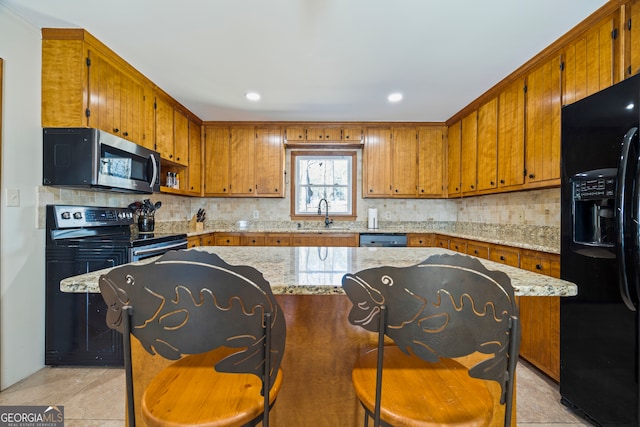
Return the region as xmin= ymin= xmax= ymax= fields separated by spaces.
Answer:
xmin=352 ymin=346 xmax=494 ymax=427
xmin=142 ymin=347 xmax=283 ymax=427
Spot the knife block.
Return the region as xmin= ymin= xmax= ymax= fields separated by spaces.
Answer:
xmin=189 ymin=216 xmax=204 ymax=232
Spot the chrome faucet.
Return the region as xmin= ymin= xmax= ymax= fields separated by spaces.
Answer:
xmin=318 ymin=198 xmax=333 ymax=228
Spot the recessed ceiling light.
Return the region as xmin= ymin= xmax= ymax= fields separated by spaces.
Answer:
xmin=388 ymin=92 xmax=403 ymax=103
xmin=245 ymin=91 xmax=261 ymax=102
xmin=626 ymin=103 xmax=635 ymax=110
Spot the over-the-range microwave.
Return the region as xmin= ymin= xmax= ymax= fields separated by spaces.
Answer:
xmin=43 ymin=128 xmax=160 ymax=194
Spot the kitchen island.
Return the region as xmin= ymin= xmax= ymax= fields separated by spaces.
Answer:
xmin=61 ymin=247 xmax=576 ymax=427
xmin=61 ymin=246 xmax=576 ymax=296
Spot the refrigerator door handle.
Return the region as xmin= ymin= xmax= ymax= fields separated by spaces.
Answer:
xmin=616 ymin=126 xmax=639 ymax=311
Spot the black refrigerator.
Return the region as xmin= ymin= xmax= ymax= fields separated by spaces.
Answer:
xmin=560 ymin=73 xmax=640 ymax=426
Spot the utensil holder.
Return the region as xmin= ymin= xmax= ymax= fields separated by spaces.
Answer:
xmin=138 ymin=214 xmax=155 ymax=233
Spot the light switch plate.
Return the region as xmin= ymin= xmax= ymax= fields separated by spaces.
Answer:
xmin=5 ymin=189 xmax=20 ymax=207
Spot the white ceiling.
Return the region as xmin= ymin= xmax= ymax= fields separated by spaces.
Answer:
xmin=1 ymin=0 xmax=607 ymax=122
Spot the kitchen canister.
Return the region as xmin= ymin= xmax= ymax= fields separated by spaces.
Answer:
xmin=368 ymin=208 xmax=378 ymax=229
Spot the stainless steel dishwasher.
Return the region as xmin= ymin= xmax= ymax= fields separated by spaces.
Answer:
xmin=359 ymin=233 xmax=407 ymax=247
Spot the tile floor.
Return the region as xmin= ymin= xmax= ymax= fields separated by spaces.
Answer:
xmin=0 ymin=360 xmax=592 ymax=426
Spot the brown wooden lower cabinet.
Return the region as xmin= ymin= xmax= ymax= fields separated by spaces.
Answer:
xmin=214 ymin=233 xmax=241 ymax=246
xmin=467 ymin=242 xmax=490 ymax=259
xmin=488 ymin=244 xmax=520 ymax=267
xmin=265 ymin=233 xmax=291 ymax=246
xmin=241 ymin=233 xmax=266 ymax=246
xmin=449 ymin=237 xmax=467 ymax=253
xmin=291 ymin=233 xmax=359 ymax=247
xmin=407 ymin=233 xmax=434 ymax=247
xmin=518 ymin=251 xmax=561 ymax=381
xmin=200 ymin=233 xmax=215 ymax=246
xmin=187 ymin=236 xmax=200 ymax=248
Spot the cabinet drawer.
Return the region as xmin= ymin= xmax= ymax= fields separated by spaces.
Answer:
xmin=407 ymin=233 xmax=433 ymax=247
xmin=265 ymin=233 xmax=291 ymax=246
xmin=489 ymin=246 xmax=520 ymax=267
xmin=241 ymin=234 xmax=266 ymax=246
xmin=215 ymin=234 xmax=241 ymax=246
xmin=187 ymin=236 xmax=200 ymax=248
xmin=199 ymin=234 xmax=215 ymax=246
xmin=520 ymin=253 xmax=560 ymax=278
xmin=449 ymin=238 xmax=467 ymax=253
xmin=434 ymin=236 xmax=449 ymax=249
xmin=467 ymin=242 xmax=490 ymax=259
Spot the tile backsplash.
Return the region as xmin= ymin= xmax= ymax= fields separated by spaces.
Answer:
xmin=37 ymin=186 xmax=561 ymax=243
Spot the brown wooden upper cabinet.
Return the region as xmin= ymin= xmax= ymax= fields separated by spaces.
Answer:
xmin=417 ymin=126 xmax=445 ymax=197
xmin=461 ymin=111 xmax=478 ymax=196
xmin=446 ymin=121 xmax=462 ymax=197
xmin=363 ymin=127 xmax=393 ymax=197
xmin=476 ymin=97 xmax=498 ymax=192
xmin=204 ymin=125 xmax=284 ymax=198
xmin=187 ymin=119 xmax=202 ymax=196
xmin=284 ymin=125 xmax=362 ymax=144
xmin=41 ymin=29 xmax=153 ymax=148
xmin=562 ymin=13 xmax=617 ymax=106
xmin=497 ymin=78 xmax=526 ymax=189
xmin=154 ymin=94 xmax=188 ymax=167
xmin=525 ymin=55 xmax=562 ymax=187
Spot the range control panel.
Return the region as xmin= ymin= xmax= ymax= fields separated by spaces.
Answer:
xmin=53 ymin=205 xmax=133 ymax=228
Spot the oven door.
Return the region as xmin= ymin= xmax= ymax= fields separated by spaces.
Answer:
xmin=129 ymin=239 xmax=188 ymax=262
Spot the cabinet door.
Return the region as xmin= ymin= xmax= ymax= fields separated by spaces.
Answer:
xmin=121 ymin=75 xmax=144 ymax=144
xmin=449 ymin=238 xmax=467 ymax=253
xmin=230 ymin=126 xmax=256 ymax=195
xmin=563 ymin=14 xmax=616 ymax=105
xmin=461 ymin=112 xmax=478 ymax=195
xmin=306 ymin=126 xmax=327 ymax=141
xmin=42 ymin=38 xmax=87 ymax=127
xmin=285 ymin=126 xmax=305 ymax=142
xmin=364 ymin=128 xmax=392 ymax=197
xmin=323 ymin=128 xmax=342 ymax=141
xmin=489 ymin=245 xmax=520 ymax=267
xmin=265 ymin=233 xmax=291 ymax=246
xmin=155 ymin=95 xmax=174 ymax=161
xmin=407 ymin=233 xmax=434 ymax=247
xmin=477 ymin=97 xmax=498 ymax=191
xmin=417 ymin=126 xmax=445 ymax=197
xmin=467 ymin=242 xmax=490 ymax=259
xmin=343 ymin=127 xmax=362 ymax=142
xmin=187 ymin=120 xmax=202 ymax=195
xmin=497 ymin=79 xmax=525 ymax=188
xmin=173 ymin=110 xmax=189 ymax=166
xmin=526 ymin=55 xmax=562 ymax=185
xmin=204 ymin=126 xmax=231 ymax=196
xmin=255 ymin=126 xmax=284 ymax=197
xmin=87 ymin=50 xmax=114 ymax=135
xmin=187 ymin=236 xmax=200 ymax=248
xmin=447 ymin=121 xmax=462 ymax=197
xmin=628 ymin=0 xmax=640 ymax=79
xmin=392 ymin=127 xmax=418 ymax=197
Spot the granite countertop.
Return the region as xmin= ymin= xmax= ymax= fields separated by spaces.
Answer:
xmin=61 ymin=246 xmax=576 ymax=297
xmin=178 ymin=221 xmax=560 ymax=254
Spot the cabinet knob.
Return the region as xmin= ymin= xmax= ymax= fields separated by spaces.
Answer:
xmin=500 ymin=179 xmax=505 ymax=184
xmin=276 ymin=240 xmax=281 ymax=244
xmin=123 ymin=131 xmax=128 ymax=137
xmin=455 ymin=187 xmax=459 ymax=191
xmin=529 ymin=174 xmax=535 ymax=179
xmin=395 ymin=189 xmax=398 ymax=192
xmin=113 ymin=128 xmax=119 ymax=133
xmin=470 ymin=185 xmax=475 ymax=189
xmin=491 ymin=181 xmax=495 ymax=186
xmin=274 ymin=188 xmax=279 ymax=192
xmin=369 ymin=189 xmax=373 ymax=192
xmin=500 ymin=256 xmax=505 ymax=261
xmin=345 ymin=135 xmax=350 ymax=139
xmin=223 ymin=188 xmax=227 ymax=192
xmin=249 ymin=188 xmax=253 ymax=192
xmin=536 ymin=264 xmax=542 ymax=270
xmin=474 ymin=250 xmax=479 ymax=254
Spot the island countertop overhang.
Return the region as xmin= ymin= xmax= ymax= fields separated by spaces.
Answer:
xmin=60 ymin=246 xmax=577 ymax=297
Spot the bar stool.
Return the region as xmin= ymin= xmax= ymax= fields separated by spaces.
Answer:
xmin=343 ymin=253 xmax=520 ymax=427
xmin=99 ymin=249 xmax=286 ymax=427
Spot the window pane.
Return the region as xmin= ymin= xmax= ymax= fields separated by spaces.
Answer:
xmin=295 ymin=155 xmax=352 ymax=215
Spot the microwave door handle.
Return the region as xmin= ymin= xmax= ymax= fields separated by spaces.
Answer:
xmin=149 ymin=153 xmax=158 ymax=188
xmin=616 ymin=126 xmax=638 ymax=311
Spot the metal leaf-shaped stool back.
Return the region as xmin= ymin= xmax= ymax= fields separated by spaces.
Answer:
xmin=343 ymin=253 xmax=520 ymax=426
xmin=99 ymin=249 xmax=286 ymax=427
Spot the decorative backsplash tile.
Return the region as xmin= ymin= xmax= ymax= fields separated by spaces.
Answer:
xmin=37 ymin=186 xmax=561 ymax=250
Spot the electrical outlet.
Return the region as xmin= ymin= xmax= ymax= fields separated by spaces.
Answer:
xmin=253 ymin=210 xmax=259 ymax=219
xmin=5 ymin=189 xmax=20 ymax=207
